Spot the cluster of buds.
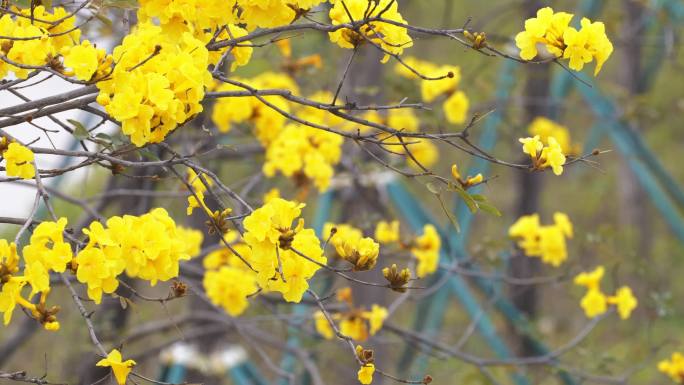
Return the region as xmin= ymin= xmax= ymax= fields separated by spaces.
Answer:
xmin=463 ymin=30 xmax=488 ymax=49
xmin=451 ymin=163 xmax=484 ymax=189
xmin=206 ymin=208 xmax=234 ymax=235
xmin=382 ymin=264 xmax=411 ymax=292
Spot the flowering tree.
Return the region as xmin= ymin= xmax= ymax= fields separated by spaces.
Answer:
xmin=0 ymin=1 xmax=682 ymax=385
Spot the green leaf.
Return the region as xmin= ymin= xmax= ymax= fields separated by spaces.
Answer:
xmin=67 ymin=119 xmax=89 ymax=140
xmin=478 ymin=202 xmax=502 ymax=217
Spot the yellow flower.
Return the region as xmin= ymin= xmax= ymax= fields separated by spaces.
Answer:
xmin=75 ymin=247 xmax=125 ymax=304
xmin=314 ymin=310 xmax=335 ymax=339
xmin=510 ymin=213 xmax=573 ymax=267
xmin=406 ymin=139 xmax=439 ymax=171
xmin=580 ymin=288 xmax=607 ymax=318
xmin=341 ymin=316 xmax=368 ymax=341
xmin=412 ymin=224 xmax=441 ymax=277
xmin=519 ymin=135 xmax=543 ymax=159
xmin=562 ymin=27 xmax=593 ymax=72
xmin=0 ymin=239 xmax=20 ymax=276
xmin=539 ymin=136 xmax=566 ymax=175
xmin=329 ymin=0 xmax=413 ymax=63
xmin=443 ymin=91 xmax=469 ymax=125
xmin=3 ymin=143 xmax=35 ymax=179
xmin=96 ymin=349 xmax=136 ymax=385
xmin=607 ymin=286 xmax=638 ymax=320
xmin=509 ymin=214 xmax=542 ymax=256
xmin=553 ymin=212 xmax=573 ymax=238
xmin=375 ymin=221 xmax=400 ymax=244
xmin=365 ymin=305 xmax=388 ymax=335
xmin=186 ymin=169 xmax=213 ymax=215
xmin=659 ymin=352 xmax=684 ymax=383
xmin=420 ymin=65 xmax=461 ymax=103
xmin=528 ymin=117 xmax=575 ymax=155
xmin=22 ymin=218 xmax=73 ymax=289
xmin=203 ymin=266 xmax=257 ymax=316
xmin=580 ymin=18 xmax=613 ymax=75
xmin=465 ymin=173 xmax=484 ymax=187
xmin=0 ymin=279 xmax=26 ymax=325
xmin=62 ymin=40 xmax=100 ymax=81
xmin=574 ymin=266 xmax=604 ymax=291
xmin=337 ymin=237 xmax=380 ymax=272
xmin=357 ymin=364 xmax=375 ymax=385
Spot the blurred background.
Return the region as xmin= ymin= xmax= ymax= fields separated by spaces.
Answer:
xmin=2 ymin=0 xmax=684 ymax=384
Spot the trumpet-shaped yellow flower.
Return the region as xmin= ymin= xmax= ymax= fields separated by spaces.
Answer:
xmin=443 ymin=91 xmax=469 ymax=125
xmin=375 ymin=221 xmax=400 ymax=244
xmin=314 ymin=310 xmax=335 ymax=339
xmin=96 ymin=349 xmax=136 ymax=385
xmin=3 ymin=143 xmax=35 ymax=179
xmin=659 ymin=352 xmax=684 ymax=383
xmin=574 ymin=266 xmax=604 ymax=291
xmin=528 ymin=117 xmax=576 ymax=155
xmin=0 ymin=279 xmax=26 ymax=325
xmin=580 ymin=288 xmax=607 ymax=318
xmin=607 ymin=286 xmax=638 ymax=320
xmin=204 ymin=266 xmax=257 ymax=316
xmin=412 ymin=224 xmax=441 ymax=277
xmin=519 ymin=135 xmax=543 ymax=159
xmin=357 ymin=364 xmax=375 ymax=385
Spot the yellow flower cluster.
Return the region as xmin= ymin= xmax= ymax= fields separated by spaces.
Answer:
xmin=263 ymin=123 xmax=343 ymax=192
xmin=329 ymin=0 xmax=413 ymax=63
xmin=659 ymin=352 xmax=684 ymax=384
xmin=213 ymin=80 xmax=345 ymax=191
xmin=528 ymin=116 xmax=578 ymax=156
xmin=61 ymin=40 xmax=113 ymax=82
xmin=1 ymin=141 xmax=36 ymax=179
xmin=243 ymin=198 xmax=326 ymax=302
xmin=204 ymin=266 xmax=257 ymax=316
xmin=0 ymin=6 xmax=81 ymax=79
xmin=238 ymin=0 xmax=324 ymax=28
xmin=314 ymin=288 xmax=388 ymax=342
xmin=96 ymin=23 xmax=211 ymax=147
xmin=372 ymin=221 xmax=438 ymax=278
xmin=508 ymin=212 xmax=573 ymax=267
xmin=137 ymin=0 xmax=253 ymax=70
xmin=97 ymin=349 xmax=136 ymax=385
xmin=1 ymin=219 xmax=73 ymax=330
xmin=519 ymin=134 xmax=567 ymax=175
xmin=323 ymin=223 xmax=380 ymax=271
xmin=515 ymin=7 xmax=613 ymax=75
xmin=211 ymin=72 xmax=299 ymax=144
xmin=574 ymin=266 xmax=637 ymax=319
xmin=395 ymin=57 xmax=470 ymax=125
xmin=203 ymin=231 xmax=258 ymax=317
xmin=75 ymin=209 xmax=202 ymax=303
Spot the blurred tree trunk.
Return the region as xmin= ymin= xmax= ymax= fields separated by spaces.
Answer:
xmin=507 ymin=0 xmax=550 ymax=358
xmin=618 ymin=0 xmax=652 ymax=257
